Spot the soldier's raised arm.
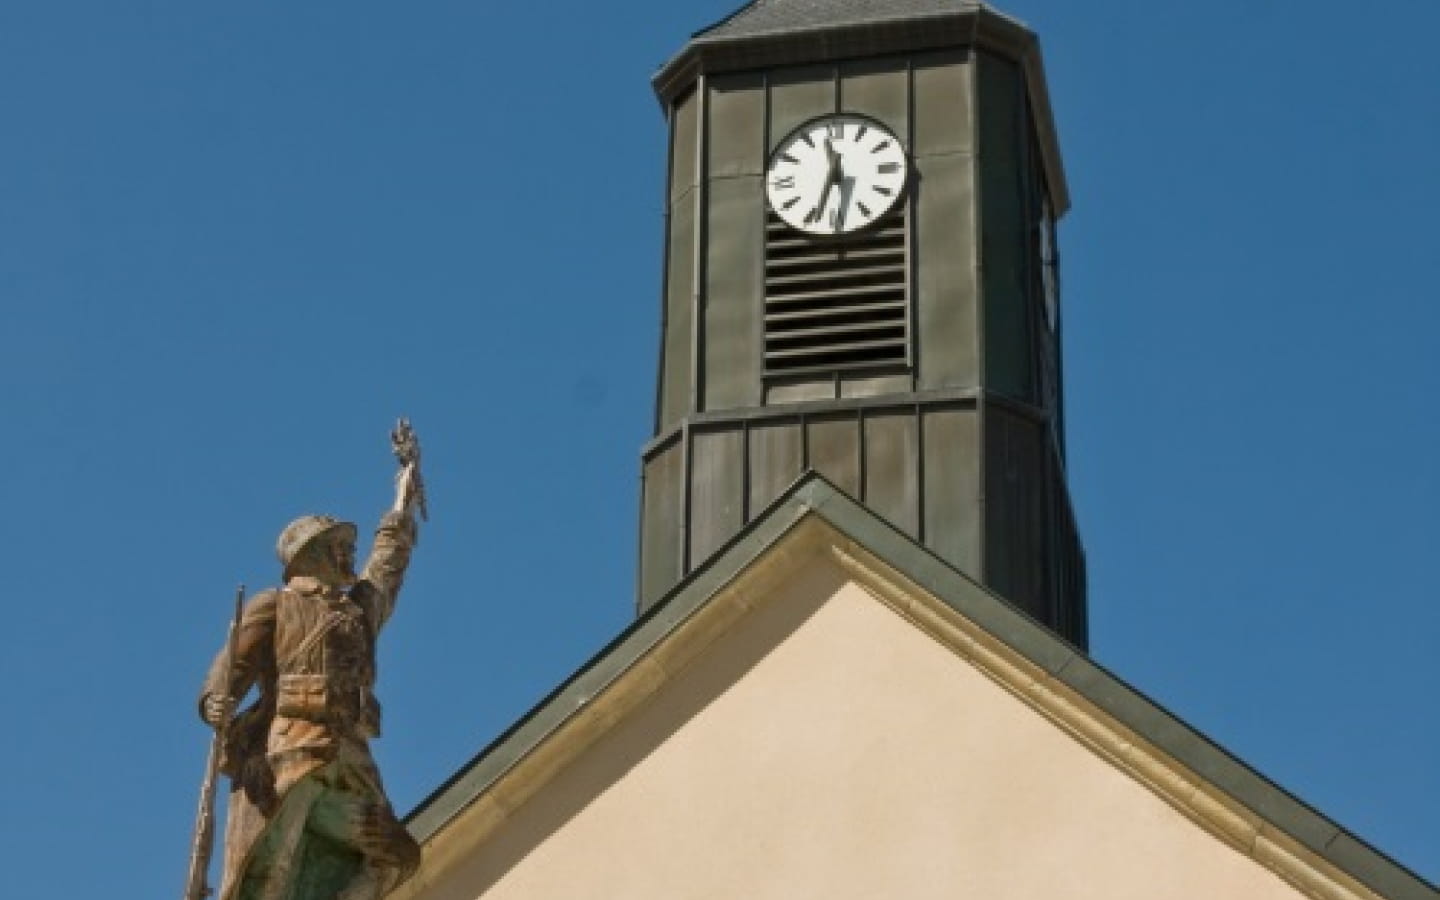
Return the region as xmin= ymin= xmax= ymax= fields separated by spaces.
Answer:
xmin=359 ymin=429 xmax=424 ymax=627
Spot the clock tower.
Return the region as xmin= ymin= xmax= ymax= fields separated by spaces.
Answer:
xmin=639 ymin=0 xmax=1086 ymax=648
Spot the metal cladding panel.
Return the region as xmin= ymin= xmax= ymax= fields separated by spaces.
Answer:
xmin=915 ymin=151 xmax=979 ymax=388
xmin=863 ymin=410 xmax=919 ymax=537
xmin=748 ymin=418 xmax=804 ymax=513
xmin=806 ymin=414 xmax=861 ymax=496
xmin=708 ymin=72 xmax=766 ymax=178
xmin=977 ymin=51 xmax=1034 ymax=402
xmin=767 ymin=376 xmax=835 ymax=404
xmin=1051 ymin=447 xmax=1087 ymax=648
xmin=639 ymin=439 xmax=683 ymax=610
xmin=690 ymin=428 xmax=746 ymax=564
xmin=912 ymin=49 xmax=972 ymax=157
xmin=922 ymin=405 xmax=981 ymax=574
xmin=768 ymin=64 xmax=837 ymax=152
xmin=1067 ymin=523 xmax=1088 ymax=649
xmin=660 ymin=190 xmax=696 ymax=429
xmin=840 ymin=371 xmax=910 ymax=398
xmin=670 ymin=90 xmax=699 ymax=204
xmin=984 ymin=406 xmax=1049 ymax=623
xmin=839 ymin=57 xmax=908 ymax=137
xmin=704 ymin=176 xmax=764 ymax=411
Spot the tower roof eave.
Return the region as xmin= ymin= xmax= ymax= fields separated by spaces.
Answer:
xmin=650 ymin=2 xmax=1071 ymax=216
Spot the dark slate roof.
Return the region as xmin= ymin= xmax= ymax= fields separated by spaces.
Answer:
xmin=405 ymin=473 xmax=1438 ymax=900
xmin=696 ymin=0 xmax=995 ymax=41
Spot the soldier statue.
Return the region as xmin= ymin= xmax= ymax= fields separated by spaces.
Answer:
xmin=197 ymin=424 xmax=427 ymax=900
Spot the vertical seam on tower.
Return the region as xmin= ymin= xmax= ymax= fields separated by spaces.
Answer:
xmin=682 ymin=75 xmax=708 ymax=579
xmin=915 ymin=401 xmax=926 ymax=543
xmin=757 ymin=71 xmax=772 ymax=408
xmin=906 ymin=56 xmax=918 ymax=391
xmin=971 ymin=44 xmax=988 ymax=582
xmin=654 ymin=98 xmax=678 ymax=435
xmin=680 ymin=420 xmax=693 ymax=576
xmin=857 ymin=406 xmax=867 ymax=503
xmin=692 ymin=74 xmax=709 ymax=416
xmin=741 ymin=419 xmax=752 ymax=525
xmin=906 ymin=56 xmax=925 ymax=546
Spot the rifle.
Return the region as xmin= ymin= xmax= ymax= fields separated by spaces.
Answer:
xmin=183 ymin=585 xmax=245 ymax=900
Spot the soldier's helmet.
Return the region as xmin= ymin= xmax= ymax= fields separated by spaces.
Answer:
xmin=276 ymin=514 xmax=358 ymax=579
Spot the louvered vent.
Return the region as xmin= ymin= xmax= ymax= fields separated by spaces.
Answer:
xmin=763 ymin=209 xmax=909 ymax=376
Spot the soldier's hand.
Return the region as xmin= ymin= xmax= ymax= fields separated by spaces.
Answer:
xmin=203 ymin=694 xmax=236 ymax=728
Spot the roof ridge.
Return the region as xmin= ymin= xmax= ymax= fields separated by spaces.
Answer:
xmin=694 ymin=0 xmax=990 ymax=42
xmin=692 ymin=0 xmax=767 ymax=39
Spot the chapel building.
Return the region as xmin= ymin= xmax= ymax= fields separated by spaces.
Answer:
xmin=391 ymin=3 xmax=1438 ymax=899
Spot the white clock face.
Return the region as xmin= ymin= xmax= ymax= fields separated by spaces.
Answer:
xmin=766 ymin=114 xmax=908 ymax=236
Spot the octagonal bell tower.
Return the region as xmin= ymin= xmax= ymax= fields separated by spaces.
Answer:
xmin=639 ymin=0 xmax=1086 ymax=648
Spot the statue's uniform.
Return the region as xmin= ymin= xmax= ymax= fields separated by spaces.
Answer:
xmin=201 ymin=512 xmax=421 ymax=900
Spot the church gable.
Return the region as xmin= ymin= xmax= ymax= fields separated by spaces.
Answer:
xmin=395 ymin=478 xmax=1426 ymax=900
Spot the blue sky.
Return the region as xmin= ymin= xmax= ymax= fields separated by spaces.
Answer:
xmin=0 ymin=1 xmax=1435 ymax=894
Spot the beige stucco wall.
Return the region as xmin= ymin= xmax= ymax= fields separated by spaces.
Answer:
xmin=406 ymin=559 xmax=1316 ymax=900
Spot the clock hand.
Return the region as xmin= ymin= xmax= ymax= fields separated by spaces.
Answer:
xmin=809 ymin=177 xmax=835 ymax=224
xmin=825 ymin=140 xmax=850 ymax=228
xmin=807 ymin=138 xmax=843 ymax=225
xmin=836 ymin=175 xmax=855 ymax=230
